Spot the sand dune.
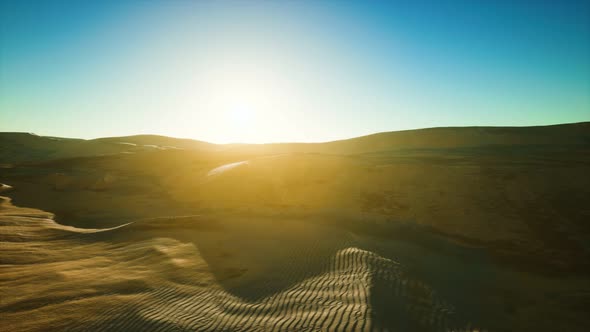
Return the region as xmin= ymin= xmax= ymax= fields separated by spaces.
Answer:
xmin=1 ymin=123 xmax=590 ymax=331
xmin=1 ymin=196 xmax=465 ymax=332
xmin=0 ymin=133 xmax=217 ymax=164
xmin=3 ymin=122 xmax=589 ymax=163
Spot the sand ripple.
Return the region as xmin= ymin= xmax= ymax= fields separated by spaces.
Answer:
xmin=0 ymin=195 xmax=474 ymax=332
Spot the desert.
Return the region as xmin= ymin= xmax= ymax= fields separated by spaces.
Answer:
xmin=2 ymin=123 xmax=590 ymax=331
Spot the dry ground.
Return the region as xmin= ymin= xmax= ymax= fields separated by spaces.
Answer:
xmin=1 ymin=123 xmax=590 ymax=331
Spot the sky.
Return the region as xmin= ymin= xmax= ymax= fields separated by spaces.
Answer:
xmin=1 ymin=0 xmax=589 ymax=143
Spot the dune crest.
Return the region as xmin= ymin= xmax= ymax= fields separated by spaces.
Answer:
xmin=0 ymin=194 xmax=475 ymax=332
xmin=1 ymin=123 xmax=589 ymax=331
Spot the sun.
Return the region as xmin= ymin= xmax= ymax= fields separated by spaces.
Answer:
xmin=181 ymin=57 xmax=299 ymax=144
xmin=229 ymin=104 xmax=256 ymax=124
xmin=199 ymin=64 xmax=282 ymax=143
xmin=224 ymin=103 xmax=258 ymax=138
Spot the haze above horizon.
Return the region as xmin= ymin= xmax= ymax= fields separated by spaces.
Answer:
xmin=1 ymin=0 xmax=589 ymax=143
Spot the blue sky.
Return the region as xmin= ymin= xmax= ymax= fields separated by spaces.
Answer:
xmin=1 ymin=0 xmax=589 ymax=143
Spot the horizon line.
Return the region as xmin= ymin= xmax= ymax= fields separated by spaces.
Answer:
xmin=1 ymin=121 xmax=588 ymax=146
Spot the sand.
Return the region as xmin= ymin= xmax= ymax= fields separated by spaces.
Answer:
xmin=0 ymin=196 xmax=462 ymax=331
xmin=1 ymin=123 xmax=590 ymax=331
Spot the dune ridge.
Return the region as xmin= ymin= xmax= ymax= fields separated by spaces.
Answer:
xmin=1 ymin=122 xmax=589 ymax=331
xmin=2 ymin=122 xmax=588 ymax=164
xmin=1 ymin=194 xmax=474 ymax=332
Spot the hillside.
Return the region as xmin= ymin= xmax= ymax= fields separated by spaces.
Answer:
xmin=1 ymin=122 xmax=590 ymax=331
xmin=3 ymin=122 xmax=588 ymax=163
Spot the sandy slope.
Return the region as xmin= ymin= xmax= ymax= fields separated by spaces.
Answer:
xmin=1 ymin=123 xmax=590 ymax=331
xmin=1 ymin=196 xmax=463 ymax=332
xmin=2 ymin=122 xmax=589 ymax=164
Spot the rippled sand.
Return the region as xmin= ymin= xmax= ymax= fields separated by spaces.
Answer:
xmin=2 ymin=124 xmax=589 ymax=331
xmin=1 ymin=197 xmax=463 ymax=331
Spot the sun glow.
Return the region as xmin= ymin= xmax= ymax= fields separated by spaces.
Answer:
xmin=184 ymin=57 xmax=298 ymax=144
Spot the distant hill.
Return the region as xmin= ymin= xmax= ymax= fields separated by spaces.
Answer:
xmin=2 ymin=122 xmax=589 ymax=163
xmin=233 ymin=122 xmax=590 ymax=155
xmin=90 ymin=135 xmax=214 ymax=150
xmin=0 ymin=133 xmax=218 ymax=163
